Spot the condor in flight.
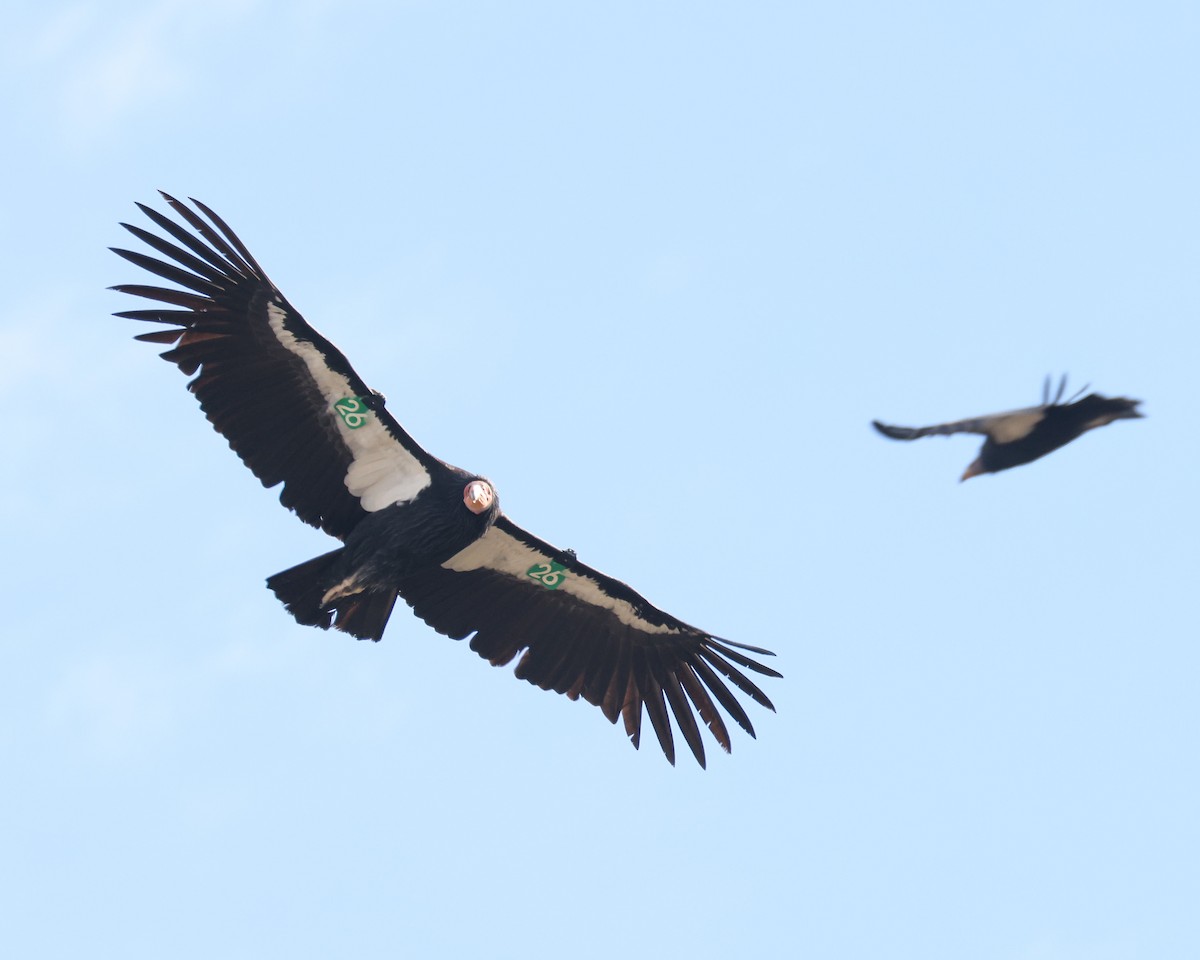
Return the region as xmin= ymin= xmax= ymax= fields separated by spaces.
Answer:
xmin=872 ymin=376 xmax=1142 ymax=481
xmin=111 ymin=192 xmax=778 ymax=767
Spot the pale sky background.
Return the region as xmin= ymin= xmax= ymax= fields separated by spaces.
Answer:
xmin=2 ymin=2 xmax=1197 ymax=958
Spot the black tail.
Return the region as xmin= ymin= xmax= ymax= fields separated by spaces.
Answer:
xmin=266 ymin=550 xmax=400 ymax=642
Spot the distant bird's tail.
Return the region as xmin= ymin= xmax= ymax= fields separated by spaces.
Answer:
xmin=266 ymin=550 xmax=399 ymax=642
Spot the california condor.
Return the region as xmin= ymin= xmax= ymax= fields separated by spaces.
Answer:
xmin=110 ymin=192 xmax=779 ymax=766
xmin=872 ymin=376 xmax=1142 ymax=481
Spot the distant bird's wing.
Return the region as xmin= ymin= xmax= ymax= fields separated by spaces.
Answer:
xmin=872 ymin=405 xmax=1047 ymax=444
xmin=111 ymin=192 xmax=443 ymax=540
xmin=1067 ymin=394 xmax=1145 ymax=432
xmin=395 ymin=516 xmax=780 ymax=768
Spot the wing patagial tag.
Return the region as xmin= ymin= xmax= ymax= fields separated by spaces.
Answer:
xmin=334 ymin=396 xmax=370 ymax=429
xmin=527 ymin=561 xmax=567 ymax=589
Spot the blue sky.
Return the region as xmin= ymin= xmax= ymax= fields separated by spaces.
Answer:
xmin=2 ymin=2 xmax=1197 ymax=957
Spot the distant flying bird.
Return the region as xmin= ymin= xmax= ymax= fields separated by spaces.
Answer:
xmin=110 ymin=192 xmax=778 ymax=766
xmin=872 ymin=376 xmax=1142 ymax=481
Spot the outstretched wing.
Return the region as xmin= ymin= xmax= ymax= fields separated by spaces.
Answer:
xmin=1062 ymin=394 xmax=1144 ymax=432
xmin=872 ymin=405 xmax=1047 ymax=445
xmin=396 ymin=516 xmax=779 ymax=768
xmin=111 ymin=192 xmax=443 ymax=540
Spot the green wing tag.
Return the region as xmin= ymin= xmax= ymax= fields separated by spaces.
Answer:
xmin=527 ymin=561 xmax=567 ymax=590
xmin=334 ymin=396 xmax=370 ymax=429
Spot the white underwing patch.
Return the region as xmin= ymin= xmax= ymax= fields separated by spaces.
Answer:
xmin=443 ymin=526 xmax=682 ymax=635
xmin=988 ymin=409 xmax=1045 ymax=443
xmin=1083 ymin=412 xmax=1125 ymax=431
xmin=266 ymin=302 xmax=431 ymax=510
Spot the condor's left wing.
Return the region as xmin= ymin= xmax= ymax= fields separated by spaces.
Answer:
xmin=396 ymin=516 xmax=780 ymax=767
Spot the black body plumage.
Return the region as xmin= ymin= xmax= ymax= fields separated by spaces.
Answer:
xmin=341 ymin=478 xmax=500 ymax=583
xmin=110 ymin=192 xmax=779 ymax=767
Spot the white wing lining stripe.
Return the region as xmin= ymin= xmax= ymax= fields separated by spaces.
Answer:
xmin=442 ymin=527 xmax=681 ymax=636
xmin=987 ymin=409 xmax=1046 ymax=443
xmin=266 ymin=302 xmax=431 ymax=510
